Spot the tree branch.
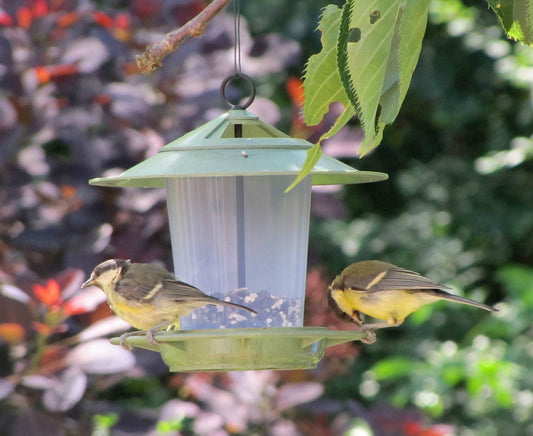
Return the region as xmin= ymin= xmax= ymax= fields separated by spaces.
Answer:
xmin=136 ymin=0 xmax=232 ymax=74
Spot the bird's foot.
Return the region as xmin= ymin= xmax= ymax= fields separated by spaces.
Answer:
xmin=360 ymin=327 xmax=377 ymax=344
xmin=358 ymin=321 xmax=403 ymax=344
xmin=119 ymin=330 xmax=146 ymax=350
xmin=146 ymin=328 xmax=161 ymax=346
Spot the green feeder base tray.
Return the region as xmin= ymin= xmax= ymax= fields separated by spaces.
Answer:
xmin=110 ymin=327 xmax=376 ymax=372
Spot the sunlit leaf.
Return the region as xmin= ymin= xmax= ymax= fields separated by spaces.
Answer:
xmin=372 ymin=357 xmax=416 ymax=380
xmin=496 ymin=264 xmax=533 ymax=307
xmin=338 ymin=0 xmax=401 ymax=152
xmin=0 ymin=283 xmax=31 ymax=303
xmin=66 ymin=339 xmax=135 ymax=374
xmin=42 ymin=367 xmax=87 ymax=412
xmin=338 ymin=0 xmax=429 ymax=155
xmin=22 ymin=375 xmax=55 ymax=390
xmin=0 ymin=379 xmax=15 ymax=400
xmin=289 ymin=5 xmax=350 ymax=192
xmin=276 ymin=382 xmax=324 ymax=411
xmin=303 ymin=5 xmax=350 ymax=126
xmin=488 ymin=0 xmax=533 ymax=46
xmin=63 ymin=286 xmax=107 ymax=316
xmin=284 ymin=142 xmax=321 ymax=192
xmin=77 ymin=316 xmax=130 ymax=342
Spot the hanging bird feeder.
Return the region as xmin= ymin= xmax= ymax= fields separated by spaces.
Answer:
xmin=89 ymin=74 xmax=388 ymax=371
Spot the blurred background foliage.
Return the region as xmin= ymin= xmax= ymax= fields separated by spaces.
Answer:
xmin=0 ymin=0 xmax=531 ymax=435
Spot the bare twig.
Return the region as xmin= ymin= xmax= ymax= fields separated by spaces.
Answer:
xmin=136 ymin=0 xmax=232 ymax=74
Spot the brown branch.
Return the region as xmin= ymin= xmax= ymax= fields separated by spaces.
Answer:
xmin=136 ymin=0 xmax=232 ymax=74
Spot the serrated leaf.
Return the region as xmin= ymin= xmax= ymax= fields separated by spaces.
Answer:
xmin=319 ymin=105 xmax=356 ymax=144
xmin=514 ymin=0 xmax=533 ymax=44
xmin=487 ymin=0 xmax=515 ymax=31
xmin=338 ymin=0 xmax=402 ymax=148
xmin=358 ymin=121 xmax=385 ymax=156
xmin=284 ymin=142 xmax=322 ymax=193
xmin=381 ymin=0 xmax=430 ymax=124
xmin=290 ymin=5 xmax=352 ymax=192
xmin=292 ymin=0 xmax=429 ymax=188
xmin=336 ymin=0 xmax=429 ymax=155
xmin=303 ymin=5 xmax=350 ymax=126
xmin=488 ymin=0 xmax=533 ymax=46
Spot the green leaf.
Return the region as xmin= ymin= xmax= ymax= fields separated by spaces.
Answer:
xmin=291 ymin=5 xmax=353 ymax=192
xmin=382 ymin=0 xmax=430 ymax=124
xmin=487 ymin=0 xmax=515 ymax=32
xmin=338 ymin=0 xmax=402 ymax=151
xmin=372 ymin=357 xmax=416 ymax=380
xmin=303 ymin=5 xmax=350 ymax=126
xmin=337 ymin=0 xmax=429 ymax=155
xmin=488 ymin=0 xmax=533 ymax=46
xmin=284 ymin=142 xmax=322 ymax=193
xmin=292 ymin=0 xmax=429 ymax=188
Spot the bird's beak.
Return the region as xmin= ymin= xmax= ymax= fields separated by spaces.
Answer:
xmin=81 ymin=278 xmax=95 ymax=288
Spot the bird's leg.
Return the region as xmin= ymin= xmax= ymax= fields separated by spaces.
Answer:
xmin=165 ymin=319 xmax=181 ymax=331
xmin=362 ymin=320 xmax=403 ymax=331
xmin=119 ymin=330 xmax=146 ymax=350
xmin=146 ymin=321 xmax=172 ymax=345
xmin=349 ymin=310 xmax=364 ymax=326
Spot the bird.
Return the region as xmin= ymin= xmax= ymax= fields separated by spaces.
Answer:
xmin=328 ymin=260 xmax=498 ymax=331
xmin=82 ymin=259 xmax=257 ymax=348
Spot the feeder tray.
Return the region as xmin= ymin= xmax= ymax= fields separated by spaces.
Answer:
xmin=110 ymin=327 xmax=376 ymax=371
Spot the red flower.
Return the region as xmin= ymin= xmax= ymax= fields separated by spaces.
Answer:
xmin=33 ymin=279 xmax=62 ymax=307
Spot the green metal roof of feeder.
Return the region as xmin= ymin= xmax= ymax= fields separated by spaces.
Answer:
xmin=89 ymin=109 xmax=388 ymax=187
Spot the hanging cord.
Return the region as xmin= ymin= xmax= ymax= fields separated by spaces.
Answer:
xmin=233 ymin=0 xmax=242 ymax=74
xmin=220 ymin=0 xmax=255 ymax=109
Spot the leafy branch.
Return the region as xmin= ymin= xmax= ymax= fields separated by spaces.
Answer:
xmin=136 ymin=0 xmax=533 ymax=188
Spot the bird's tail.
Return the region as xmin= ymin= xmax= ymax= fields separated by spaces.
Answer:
xmin=217 ymin=300 xmax=258 ymax=315
xmin=435 ymin=290 xmax=498 ymax=312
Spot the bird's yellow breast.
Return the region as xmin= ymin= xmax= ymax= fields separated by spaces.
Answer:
xmin=107 ymin=296 xmax=161 ymax=330
xmin=106 ymin=291 xmax=205 ymax=331
xmin=332 ymin=289 xmax=440 ymax=324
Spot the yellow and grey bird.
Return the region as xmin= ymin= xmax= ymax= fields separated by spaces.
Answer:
xmin=82 ymin=259 xmax=257 ymax=347
xmin=328 ymin=260 xmax=498 ymax=330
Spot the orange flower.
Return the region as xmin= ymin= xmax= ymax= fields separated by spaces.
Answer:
xmin=33 ymin=321 xmax=52 ymax=336
xmin=0 ymin=323 xmax=25 ymax=345
xmin=286 ymin=76 xmax=305 ymax=107
xmin=33 ymin=279 xmax=62 ymax=307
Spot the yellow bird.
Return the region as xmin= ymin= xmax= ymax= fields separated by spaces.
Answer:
xmin=82 ymin=259 xmax=257 ymax=347
xmin=328 ymin=260 xmax=498 ymax=330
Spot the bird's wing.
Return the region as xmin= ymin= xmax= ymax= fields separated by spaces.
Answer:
xmin=159 ymin=279 xmax=219 ymax=303
xmin=115 ymin=275 xmax=214 ymax=303
xmin=347 ymin=266 xmax=450 ymax=292
xmin=114 ymin=276 xmax=160 ymax=301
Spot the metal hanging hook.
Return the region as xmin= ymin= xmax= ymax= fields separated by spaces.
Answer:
xmin=219 ymin=0 xmax=255 ymax=110
xmin=220 ymin=72 xmax=256 ymax=109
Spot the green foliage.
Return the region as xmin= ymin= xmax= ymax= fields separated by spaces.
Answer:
xmin=290 ymin=0 xmax=533 ymax=190
xmin=156 ymin=417 xmax=194 ymax=434
xmin=92 ymin=414 xmax=119 ymax=436
xmin=488 ymin=0 xmax=533 ymax=45
xmin=291 ymin=0 xmax=430 ymax=190
xmin=315 ymin=1 xmax=533 ymax=433
xmin=100 ymin=377 xmax=173 ymax=409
